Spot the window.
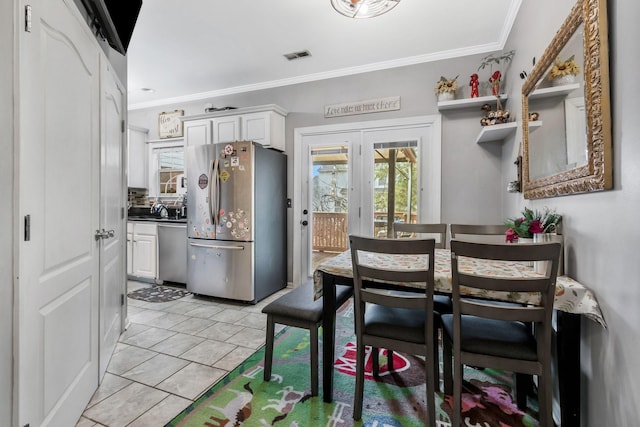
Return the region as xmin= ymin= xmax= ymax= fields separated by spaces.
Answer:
xmin=157 ymin=147 xmax=184 ymax=195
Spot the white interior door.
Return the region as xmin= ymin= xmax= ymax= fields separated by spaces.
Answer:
xmin=99 ymin=59 xmax=125 ymax=380
xmin=17 ymin=0 xmax=100 ymax=425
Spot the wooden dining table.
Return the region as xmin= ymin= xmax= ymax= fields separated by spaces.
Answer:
xmin=313 ymin=248 xmax=605 ymax=427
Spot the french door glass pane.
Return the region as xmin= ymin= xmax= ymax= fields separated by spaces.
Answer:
xmin=373 ymin=141 xmax=419 ymax=238
xmin=311 ymin=146 xmax=349 ymax=270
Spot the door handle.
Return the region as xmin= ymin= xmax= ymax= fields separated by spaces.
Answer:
xmin=189 ymin=242 xmax=244 ymax=250
xmin=95 ymin=229 xmax=115 ymax=240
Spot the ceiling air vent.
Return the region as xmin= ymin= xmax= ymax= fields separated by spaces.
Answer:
xmin=284 ymin=50 xmax=312 ymax=61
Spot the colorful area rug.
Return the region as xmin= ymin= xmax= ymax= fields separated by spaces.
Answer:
xmin=127 ymin=285 xmax=190 ymax=303
xmin=167 ymin=302 xmax=540 ymax=426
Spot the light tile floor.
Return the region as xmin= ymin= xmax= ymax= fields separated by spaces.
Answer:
xmin=77 ymin=281 xmax=290 ymax=427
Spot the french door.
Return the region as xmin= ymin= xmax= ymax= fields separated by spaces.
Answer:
xmin=294 ymin=116 xmax=441 ymax=284
xmin=300 ymin=132 xmax=361 ymax=278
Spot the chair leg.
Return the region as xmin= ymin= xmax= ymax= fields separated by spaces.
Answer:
xmin=443 ymin=337 xmax=453 ymax=395
xmin=310 ymin=325 xmax=319 ymax=396
xmin=453 ymin=360 xmax=463 ymax=427
xmin=516 ymin=373 xmax=533 ymax=410
xmin=538 ymin=370 xmax=554 ymax=427
xmin=353 ymin=340 xmax=366 ymax=421
xmin=263 ymin=316 xmax=275 ymax=382
xmin=432 ymin=328 xmax=440 ymax=392
xmin=387 ymin=349 xmax=394 ymax=371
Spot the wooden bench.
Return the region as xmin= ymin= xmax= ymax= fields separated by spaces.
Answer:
xmin=262 ymin=283 xmax=352 ymax=396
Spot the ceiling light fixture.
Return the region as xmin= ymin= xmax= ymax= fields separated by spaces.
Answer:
xmin=330 ymin=0 xmax=400 ymax=19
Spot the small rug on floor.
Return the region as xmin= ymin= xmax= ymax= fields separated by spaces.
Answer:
xmin=127 ymin=285 xmax=190 ymax=303
xmin=167 ymin=302 xmax=540 ymax=426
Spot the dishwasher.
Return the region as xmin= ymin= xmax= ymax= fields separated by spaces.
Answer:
xmin=157 ymin=222 xmax=187 ymax=284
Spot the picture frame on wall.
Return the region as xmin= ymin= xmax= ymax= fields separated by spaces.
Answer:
xmin=158 ymin=109 xmax=184 ymax=138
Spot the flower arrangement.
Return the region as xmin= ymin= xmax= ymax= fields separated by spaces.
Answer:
xmin=504 ymin=207 xmax=561 ymax=242
xmin=434 ymin=75 xmax=459 ymax=94
xmin=548 ymin=55 xmax=580 ymax=80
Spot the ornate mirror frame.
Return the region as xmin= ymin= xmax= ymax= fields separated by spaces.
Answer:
xmin=522 ymin=0 xmax=611 ymax=199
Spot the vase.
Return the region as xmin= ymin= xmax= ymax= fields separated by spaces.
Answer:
xmin=533 ymin=233 xmax=564 ymax=275
xmin=552 ymin=74 xmax=576 ymax=86
xmin=518 ymin=237 xmax=534 ymax=266
xmin=437 ymin=91 xmax=455 ymax=102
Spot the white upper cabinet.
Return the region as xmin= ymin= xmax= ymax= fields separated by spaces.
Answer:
xmin=183 ymin=104 xmax=287 ymax=151
xmin=212 ymin=116 xmax=241 ymax=144
xmin=128 ymin=125 xmax=149 ymax=188
xmin=184 ymin=119 xmax=212 ymax=147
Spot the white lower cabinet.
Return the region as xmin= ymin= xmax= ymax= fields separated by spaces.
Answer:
xmin=127 ymin=222 xmax=158 ymax=280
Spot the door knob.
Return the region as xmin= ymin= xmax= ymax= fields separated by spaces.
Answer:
xmin=95 ymin=229 xmax=116 ymax=240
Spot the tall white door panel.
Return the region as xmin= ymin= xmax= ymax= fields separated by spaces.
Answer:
xmin=17 ymin=0 xmax=100 ymax=425
xmin=99 ymin=59 xmax=125 ymax=381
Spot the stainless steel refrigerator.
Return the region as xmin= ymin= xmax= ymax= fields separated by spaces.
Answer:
xmin=186 ymin=141 xmax=286 ymax=302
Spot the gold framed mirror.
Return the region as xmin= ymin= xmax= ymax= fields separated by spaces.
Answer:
xmin=521 ymin=0 xmax=611 ymax=199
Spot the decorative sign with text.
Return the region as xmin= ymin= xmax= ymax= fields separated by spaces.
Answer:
xmin=158 ymin=109 xmax=184 ymax=138
xmin=324 ymin=96 xmax=400 ymax=118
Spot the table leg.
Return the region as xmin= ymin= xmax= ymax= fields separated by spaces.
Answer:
xmin=556 ymin=311 xmax=580 ymax=427
xmin=322 ymin=272 xmax=337 ymax=403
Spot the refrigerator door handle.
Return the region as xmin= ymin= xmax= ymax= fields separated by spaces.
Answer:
xmin=189 ymin=242 xmax=244 ymax=251
xmin=212 ymin=158 xmax=220 ymax=226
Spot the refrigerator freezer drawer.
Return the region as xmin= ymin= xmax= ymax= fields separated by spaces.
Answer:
xmin=187 ymin=239 xmax=254 ymax=301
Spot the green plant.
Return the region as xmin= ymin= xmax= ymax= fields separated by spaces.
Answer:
xmin=505 ymin=206 xmax=561 ymax=240
xmin=477 ymin=50 xmax=516 ymax=72
xmin=434 ymin=75 xmax=459 ymax=94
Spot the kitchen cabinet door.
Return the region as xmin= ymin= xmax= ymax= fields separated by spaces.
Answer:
xmin=126 ymin=232 xmax=133 ymax=275
xmin=133 ymin=233 xmax=157 ymax=279
xmin=212 ymin=116 xmax=240 ymax=144
xmin=127 ymin=126 xmax=148 ymax=188
xmin=185 ymin=119 xmax=212 ymax=147
xmin=241 ymin=111 xmax=285 ymax=151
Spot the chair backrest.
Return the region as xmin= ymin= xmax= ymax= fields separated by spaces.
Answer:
xmin=349 ymin=235 xmax=436 ymax=312
xmin=449 ymin=239 xmax=561 ymax=328
xmin=391 ymin=223 xmax=448 ymax=248
xmin=449 ymin=224 xmax=509 ymax=244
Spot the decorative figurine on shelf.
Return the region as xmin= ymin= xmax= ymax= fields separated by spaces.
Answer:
xmin=480 ymin=102 xmax=510 ymax=126
xmin=529 ymin=112 xmax=540 ymax=121
xmin=489 ymin=70 xmax=502 ymax=96
xmin=469 ymin=73 xmax=480 ymax=98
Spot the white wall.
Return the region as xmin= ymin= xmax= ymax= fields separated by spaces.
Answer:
xmin=0 ymin=1 xmax=14 ymax=425
xmin=129 ymin=55 xmax=509 ymax=283
xmin=502 ymin=0 xmax=640 ymax=425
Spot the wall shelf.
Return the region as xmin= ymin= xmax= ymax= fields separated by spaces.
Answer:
xmin=437 ymin=94 xmax=508 ymax=111
xmin=529 ymin=83 xmax=580 ymax=100
xmin=528 ymin=121 xmax=543 ymax=131
xmin=475 ymin=122 xmax=517 ymax=144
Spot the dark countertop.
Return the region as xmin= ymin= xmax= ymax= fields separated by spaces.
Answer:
xmin=127 ymin=216 xmax=187 ymax=224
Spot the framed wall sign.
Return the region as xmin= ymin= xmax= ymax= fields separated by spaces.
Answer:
xmin=158 ymin=109 xmax=184 ymax=138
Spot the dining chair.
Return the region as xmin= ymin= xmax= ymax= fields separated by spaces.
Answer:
xmin=349 ymin=235 xmax=438 ymax=425
xmin=390 ymin=222 xmax=452 ymax=371
xmin=442 ymin=240 xmax=561 ymax=427
xmin=449 ymin=224 xmax=509 ymax=243
xmin=391 ymin=222 xmax=448 ymax=248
